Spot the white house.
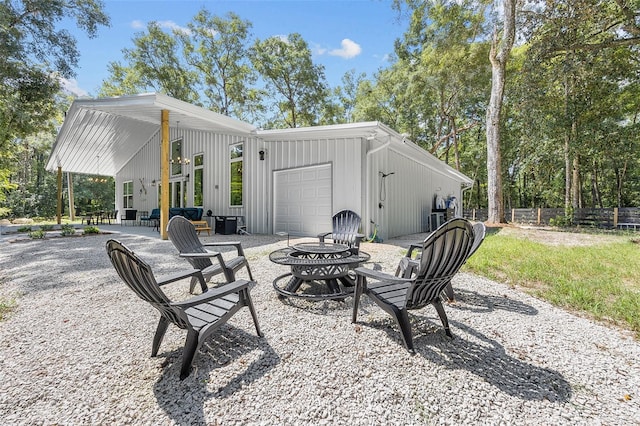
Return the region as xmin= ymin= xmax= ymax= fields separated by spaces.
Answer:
xmin=47 ymin=93 xmax=472 ymax=240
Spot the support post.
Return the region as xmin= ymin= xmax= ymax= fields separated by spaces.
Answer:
xmin=67 ymin=172 xmax=75 ymax=221
xmin=56 ymin=166 xmax=63 ymax=224
xmin=160 ymin=110 xmax=170 ymax=240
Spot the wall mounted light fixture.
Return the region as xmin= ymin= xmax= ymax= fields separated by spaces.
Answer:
xmin=259 ymin=149 xmax=266 ymax=161
xmin=170 ymin=156 xmax=190 ymax=165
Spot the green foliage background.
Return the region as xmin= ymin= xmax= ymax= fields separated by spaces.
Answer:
xmin=1 ymin=0 xmax=639 ymax=219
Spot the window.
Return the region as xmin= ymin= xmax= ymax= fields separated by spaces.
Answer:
xmin=230 ymin=143 xmax=243 ymax=207
xmin=194 ymin=154 xmax=204 ymax=207
xmin=171 ymin=138 xmax=184 ymax=176
xmin=123 ymin=181 xmax=133 ymax=208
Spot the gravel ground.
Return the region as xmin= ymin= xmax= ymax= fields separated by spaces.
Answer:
xmin=0 ymin=227 xmax=639 ymax=425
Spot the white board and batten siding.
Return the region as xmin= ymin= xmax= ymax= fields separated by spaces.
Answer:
xmin=254 ymin=137 xmax=363 ymax=236
xmin=115 ymin=127 xmax=254 ymax=219
xmin=367 ymin=143 xmax=466 ymax=240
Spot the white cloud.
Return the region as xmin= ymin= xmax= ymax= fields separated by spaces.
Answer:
xmin=328 ymin=39 xmax=362 ymax=59
xmin=130 ymin=19 xmax=191 ymax=35
xmin=60 ymin=78 xmax=89 ymax=97
xmin=311 ymin=42 xmax=327 ymax=56
xmin=157 ymin=20 xmax=191 ymax=35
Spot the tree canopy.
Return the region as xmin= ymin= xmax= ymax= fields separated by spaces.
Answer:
xmin=0 ymin=0 xmax=109 ymax=215
xmin=2 ymin=0 xmax=640 ymax=220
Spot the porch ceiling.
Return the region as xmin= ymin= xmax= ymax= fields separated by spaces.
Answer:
xmin=46 ymin=93 xmax=256 ymax=176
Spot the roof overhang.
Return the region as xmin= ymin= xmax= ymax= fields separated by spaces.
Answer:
xmin=259 ymin=121 xmax=473 ymax=186
xmin=46 ymin=93 xmax=256 ymax=175
xmin=257 ymin=121 xmax=387 ymax=140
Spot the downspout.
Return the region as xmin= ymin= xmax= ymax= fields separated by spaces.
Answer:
xmin=461 ymin=182 xmax=473 ymax=218
xmin=365 ymin=135 xmax=391 ymax=238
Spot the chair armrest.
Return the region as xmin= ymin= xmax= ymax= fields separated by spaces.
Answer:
xmin=179 ymin=251 xmax=222 ymax=259
xmin=405 ymin=243 xmax=422 ymax=259
xmin=317 ymin=231 xmax=331 ymax=242
xmin=203 ymin=242 xmax=245 ymax=256
xmin=171 ymin=279 xmax=251 ymax=308
xmin=395 ymin=258 xmax=419 ymax=278
xmin=354 ymin=266 xmax=413 ymax=284
xmin=156 ymin=269 xmax=205 ymax=287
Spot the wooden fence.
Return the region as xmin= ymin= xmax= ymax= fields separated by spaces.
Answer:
xmin=463 ymin=207 xmax=640 ymax=230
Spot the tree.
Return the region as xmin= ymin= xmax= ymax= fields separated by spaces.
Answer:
xmin=0 ymin=0 xmax=109 ymax=149
xmin=485 ymin=0 xmax=516 ymax=223
xmin=520 ymin=0 xmax=640 ymax=211
xmin=182 ymin=10 xmax=264 ymax=120
xmin=100 ymin=21 xmax=199 ymax=103
xmin=333 ymin=69 xmax=367 ymax=123
xmin=0 ymin=0 xmax=109 ymax=218
xmin=392 ymin=0 xmax=490 ymax=165
xmin=250 ymin=33 xmax=330 ymax=128
xmin=100 ymin=11 xmax=265 ymax=122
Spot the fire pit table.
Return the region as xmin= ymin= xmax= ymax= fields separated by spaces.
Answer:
xmin=269 ymin=242 xmax=370 ymax=300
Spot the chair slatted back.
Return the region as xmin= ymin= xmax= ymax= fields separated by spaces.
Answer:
xmin=407 ymin=219 xmax=473 ymax=309
xmin=106 ymin=240 xmax=188 ymax=328
xmin=167 ymin=216 xmax=212 ymax=271
xmin=468 ymin=222 xmax=486 ymax=259
xmin=331 ymin=210 xmax=361 ymax=247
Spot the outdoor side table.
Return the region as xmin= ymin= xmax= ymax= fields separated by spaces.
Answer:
xmin=269 ymin=242 xmax=370 ymax=300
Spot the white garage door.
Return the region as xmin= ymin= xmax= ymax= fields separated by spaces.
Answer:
xmin=274 ymin=164 xmax=332 ymax=236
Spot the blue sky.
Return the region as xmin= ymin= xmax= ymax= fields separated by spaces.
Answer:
xmin=63 ymin=0 xmax=408 ymax=97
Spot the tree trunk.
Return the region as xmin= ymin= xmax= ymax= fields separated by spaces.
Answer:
xmin=592 ymin=158 xmax=602 ymax=208
xmin=452 ymin=117 xmax=461 ymax=171
xmin=572 ymin=154 xmax=581 ymax=209
xmin=564 ymin=131 xmax=571 ymax=211
xmin=486 ymin=0 xmax=516 ymax=224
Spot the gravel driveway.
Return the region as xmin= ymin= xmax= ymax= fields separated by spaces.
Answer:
xmin=0 ymin=228 xmax=638 ymax=425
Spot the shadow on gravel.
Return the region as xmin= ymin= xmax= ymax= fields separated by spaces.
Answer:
xmin=446 ymin=288 xmax=539 ymax=316
xmin=361 ymin=316 xmax=571 ymax=402
xmin=153 ymin=325 xmax=279 ymax=424
xmin=415 ymin=319 xmax=571 ymax=402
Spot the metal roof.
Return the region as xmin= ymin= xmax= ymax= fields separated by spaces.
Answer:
xmin=259 ymin=121 xmax=473 ymax=186
xmin=46 ymin=93 xmax=256 ymax=175
xmin=47 ymin=93 xmax=471 ymax=186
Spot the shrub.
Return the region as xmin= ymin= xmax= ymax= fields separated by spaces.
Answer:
xmin=60 ymin=224 xmax=76 ymax=236
xmin=28 ymin=230 xmax=46 ymax=239
xmin=83 ymin=226 xmax=100 ymax=235
xmin=17 ymin=226 xmax=32 ymax=233
xmin=549 ymin=215 xmax=573 ymax=227
xmin=39 ymin=224 xmax=54 ymax=232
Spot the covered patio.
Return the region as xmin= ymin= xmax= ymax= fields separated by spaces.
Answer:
xmin=46 ymin=93 xmax=255 ymax=239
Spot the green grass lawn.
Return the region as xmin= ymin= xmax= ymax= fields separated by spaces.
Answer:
xmin=463 ymin=231 xmax=640 ymax=338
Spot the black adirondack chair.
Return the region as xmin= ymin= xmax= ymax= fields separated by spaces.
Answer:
xmin=352 ymin=218 xmax=474 ymax=353
xmin=441 ymin=221 xmax=486 ymax=301
xmin=317 ymin=209 xmax=364 ymax=254
xmin=167 ymin=215 xmax=254 ymax=293
xmin=398 ymin=221 xmax=487 ymax=302
xmin=105 ymin=239 xmax=262 ymax=380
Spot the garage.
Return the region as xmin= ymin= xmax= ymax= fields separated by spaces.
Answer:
xmin=273 ymin=164 xmax=333 ymax=236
